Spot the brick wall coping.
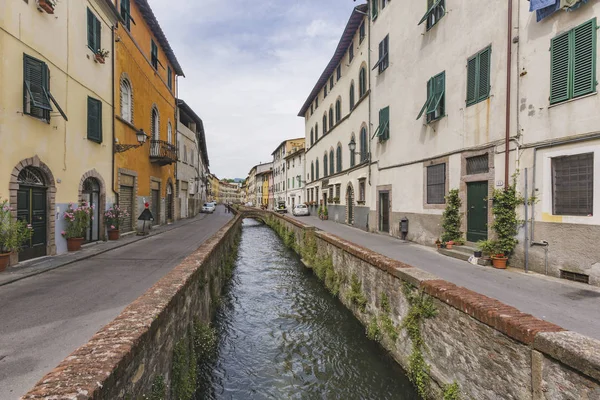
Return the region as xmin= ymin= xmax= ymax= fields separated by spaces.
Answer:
xmin=22 ymin=215 xmax=242 ymax=399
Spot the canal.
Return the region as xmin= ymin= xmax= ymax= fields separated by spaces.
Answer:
xmin=196 ymin=219 xmax=419 ymax=399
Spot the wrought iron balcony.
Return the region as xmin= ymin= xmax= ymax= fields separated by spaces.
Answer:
xmin=149 ymin=140 xmax=177 ymax=165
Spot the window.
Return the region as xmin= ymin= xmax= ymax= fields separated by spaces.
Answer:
xmin=316 ymin=96 xmax=319 ymax=109
xmin=359 ymin=67 xmax=367 ymax=97
xmin=550 ymin=18 xmax=597 ymax=105
xmin=427 ymin=163 xmax=446 ymax=204
xmin=372 ymin=0 xmax=378 ymax=20
xmin=151 ymin=108 xmax=159 ymax=140
xmin=335 ymin=99 xmax=341 ymax=122
xmin=324 ymin=86 xmax=327 ymax=98
xmin=316 ymin=159 xmax=320 ymax=180
xmin=337 ymin=65 xmax=341 ymax=81
xmin=316 ymin=187 xmax=319 ymax=201
xmin=120 ymin=0 xmax=132 ymax=30
xmin=381 ymin=0 xmax=389 ymax=9
xmin=374 ymin=35 xmax=389 ymax=73
xmin=168 ymin=66 xmax=173 ymax=90
xmin=183 ymin=144 xmax=188 ymax=162
xmin=168 ymin=122 xmax=172 ymax=143
xmin=329 ymin=150 xmax=334 ymax=175
xmin=23 ymin=54 xmax=51 ymax=121
xmin=151 ymin=40 xmax=158 ymax=69
xmin=359 ymin=179 xmax=366 ymax=201
xmin=329 ymin=186 xmax=334 ymax=199
xmin=349 ymin=42 xmax=354 ymax=62
xmin=419 ymin=0 xmax=445 ymax=31
xmin=360 ymin=127 xmax=368 ymax=162
xmin=349 ymin=83 xmax=355 ymax=109
xmin=375 ymin=106 xmax=390 ymax=141
xmin=330 ymin=76 xmax=334 ymax=90
xmin=466 ymin=154 xmax=489 ymax=175
xmin=323 ymin=114 xmax=327 ymax=134
xmin=350 ymin=135 xmax=356 ymax=167
xmin=315 ymin=123 xmax=319 ymax=140
xmin=359 ymin=20 xmax=366 ymax=43
xmin=87 ymin=97 xmax=102 ymax=143
xmin=467 ymin=47 xmax=492 ymax=106
xmin=336 ymin=145 xmax=342 ymax=173
xmin=310 ymin=129 xmax=314 ymax=146
xmin=120 ymin=78 xmax=132 ymax=122
xmin=324 ymin=154 xmax=328 ymax=176
xmin=87 ymin=9 xmax=101 ymax=53
xmin=288 ymin=178 xmax=290 ymax=189
xmin=552 ymin=153 xmax=593 ymax=216
xmin=311 ymin=103 xmax=314 ymax=115
xmin=416 ymin=71 xmax=445 ymax=123
xmin=335 ymin=184 xmax=341 ymax=200
xmin=329 ymin=107 xmax=333 ymax=129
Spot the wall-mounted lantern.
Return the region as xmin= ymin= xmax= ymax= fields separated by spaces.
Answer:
xmin=114 ymin=129 xmax=149 ymax=153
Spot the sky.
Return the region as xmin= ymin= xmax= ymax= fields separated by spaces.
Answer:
xmin=148 ymin=0 xmax=360 ymax=179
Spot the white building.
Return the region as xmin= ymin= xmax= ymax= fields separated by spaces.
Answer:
xmin=300 ymin=4 xmax=372 ymax=229
xmin=284 ymin=147 xmax=305 ymax=209
xmin=271 ymin=138 xmax=304 ymax=207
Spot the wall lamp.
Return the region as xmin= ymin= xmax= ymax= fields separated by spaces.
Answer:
xmin=114 ymin=129 xmax=149 ymax=153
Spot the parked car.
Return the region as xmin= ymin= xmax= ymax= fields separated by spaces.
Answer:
xmin=292 ymin=204 xmax=309 ymax=216
xmin=275 ymin=201 xmax=287 ymax=214
xmin=202 ymin=203 xmax=216 ymax=213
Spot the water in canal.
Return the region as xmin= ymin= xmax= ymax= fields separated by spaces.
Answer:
xmin=196 ymin=219 xmax=420 ymax=399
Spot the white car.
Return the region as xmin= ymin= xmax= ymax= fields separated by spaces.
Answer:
xmin=292 ymin=204 xmax=310 ymax=216
xmin=202 ymin=203 xmax=216 ymax=213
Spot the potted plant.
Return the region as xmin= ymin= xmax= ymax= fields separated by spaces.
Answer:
xmin=38 ymin=0 xmax=56 ymax=14
xmin=104 ymin=204 xmax=130 ymax=240
xmin=317 ymin=205 xmax=323 ymax=219
xmin=446 ymin=240 xmax=454 ymax=250
xmin=95 ymin=49 xmax=110 ymax=64
xmin=357 ymin=200 xmax=366 ymax=205
xmin=323 ymin=206 xmax=329 ymax=220
xmin=441 ymin=189 xmax=463 ymax=245
xmin=490 ymin=180 xmax=523 ymax=269
xmin=477 ymin=239 xmax=507 ymax=268
xmin=62 ymin=202 xmax=92 ymax=252
xmin=333 ymin=197 xmax=340 ymax=204
xmin=435 ymin=238 xmax=441 ymax=249
xmin=0 ymin=199 xmax=34 ymax=271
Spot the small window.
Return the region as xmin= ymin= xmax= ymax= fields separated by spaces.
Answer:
xmin=87 ymin=9 xmax=101 ymax=53
xmin=360 ymin=127 xmax=368 ymax=162
xmin=337 ymin=65 xmax=341 ymax=81
xmin=120 ymin=79 xmax=132 ymax=122
xmin=310 ymin=129 xmax=314 ymax=146
xmin=324 ymin=85 xmax=327 ymax=98
xmin=329 ymin=108 xmax=333 ymax=129
xmin=552 ymin=153 xmax=593 ymax=216
xmin=466 ymin=154 xmax=489 ymax=175
xmin=311 ymin=103 xmax=314 ymax=115
xmin=374 ymin=35 xmax=389 ymax=73
xmin=311 ymin=163 xmax=314 ymax=181
xmin=168 ymin=122 xmax=172 ymax=143
xmin=167 ymin=66 xmax=173 ymax=90
xmin=316 ymin=159 xmax=320 ymax=180
xmin=359 ymin=67 xmax=367 ymax=97
xmin=151 ymin=108 xmax=159 ymax=140
xmin=416 ymin=71 xmax=445 ymax=123
xmin=350 ymin=136 xmax=356 ymax=167
xmin=315 ymin=123 xmax=319 ymax=140
xmin=87 ymin=97 xmax=103 ymax=143
xmin=183 ymin=145 xmax=188 ymax=162
xmin=151 ymin=40 xmax=158 ymax=69
xmin=427 ymin=163 xmax=446 ymax=204
xmin=315 ymin=96 xmax=319 ymax=108
xmin=330 ymin=76 xmax=334 ymax=90
xmin=323 ymin=114 xmax=327 ymax=134
xmin=467 ymin=47 xmax=492 ymax=106
xmin=550 ymin=18 xmax=597 ymax=105
xmin=120 ymin=0 xmax=132 ymax=30
xmin=324 ymin=154 xmax=328 ymax=176
xmin=349 ymin=83 xmax=355 ymax=110
xmin=359 ymin=21 xmax=366 ymax=43
xmin=335 ymin=184 xmax=341 ymax=199
xmin=336 ymin=145 xmax=342 ymax=173
xmin=335 ymin=99 xmax=341 ymax=122
xmin=381 ymin=0 xmax=389 ymax=8
xmin=359 ymin=180 xmax=366 ymax=201
xmin=372 ymin=0 xmax=378 ymax=20
xmin=329 ymin=150 xmax=334 ymax=175
xmin=23 ymin=54 xmax=51 ymax=120
xmin=349 ymin=42 xmax=354 ymax=62
xmin=419 ymin=0 xmax=445 ymax=30
xmin=375 ymin=106 xmax=390 ymax=141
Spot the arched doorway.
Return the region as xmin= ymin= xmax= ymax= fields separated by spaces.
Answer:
xmin=166 ymin=183 xmax=174 ymax=222
xmin=82 ymin=177 xmax=100 ymax=243
xmin=346 ymin=183 xmax=354 ymax=225
xmin=17 ymin=167 xmax=48 ymax=261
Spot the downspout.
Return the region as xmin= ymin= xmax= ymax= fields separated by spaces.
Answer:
xmin=505 ymin=0 xmax=513 ymax=189
xmin=111 ymin=25 xmax=117 ymax=199
xmin=367 ymin=9 xmax=372 ymax=188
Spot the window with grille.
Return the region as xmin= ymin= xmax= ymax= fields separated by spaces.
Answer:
xmin=552 ymin=153 xmax=593 ymax=216
xmin=466 ymin=154 xmax=489 ymax=175
xmin=467 ymin=47 xmax=491 ymax=106
xmin=427 ymin=163 xmax=446 ymax=204
xmin=359 ymin=180 xmax=366 ymax=201
xmin=335 ymin=184 xmax=341 ymax=199
xmin=550 ymin=18 xmax=597 ymax=105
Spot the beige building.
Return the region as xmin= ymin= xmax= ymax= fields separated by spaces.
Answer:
xmin=246 ymin=162 xmax=273 ymax=207
xmin=271 ymin=138 xmax=305 ymax=206
xmin=300 ymin=4 xmax=371 ymax=228
xmin=284 ymin=147 xmax=306 ymax=209
xmin=0 ymin=0 xmax=119 ymax=262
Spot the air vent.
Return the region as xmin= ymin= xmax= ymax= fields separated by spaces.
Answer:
xmin=560 ymin=270 xmax=589 ymax=284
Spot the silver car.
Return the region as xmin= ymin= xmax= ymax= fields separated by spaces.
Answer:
xmin=202 ymin=203 xmax=215 ymax=213
xmin=292 ymin=204 xmax=310 ymax=216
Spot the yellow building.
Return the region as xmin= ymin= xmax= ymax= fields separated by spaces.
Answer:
xmin=0 ymin=0 xmax=119 ymax=263
xmin=112 ymin=0 xmax=183 ymax=230
xmin=208 ymin=174 xmax=219 ymax=203
xmin=259 ymin=171 xmax=271 ymax=207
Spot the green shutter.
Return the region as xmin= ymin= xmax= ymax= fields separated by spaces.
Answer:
xmin=380 ymin=106 xmax=390 ymax=140
xmin=478 ymin=47 xmax=491 ymax=101
xmin=95 ymin=16 xmax=101 ymax=52
xmin=121 ymin=0 xmax=130 ymax=30
xmin=550 ymin=31 xmax=571 ymax=104
xmin=466 ymin=56 xmax=477 ymax=105
xmin=87 ymin=9 xmax=95 ymax=50
xmin=428 ymin=72 xmax=445 ymax=113
xmin=372 ymin=0 xmax=378 ymax=20
xmin=416 ymin=78 xmax=434 ymax=120
xmin=24 ymin=55 xmax=52 ymax=112
xmin=572 ymin=18 xmax=596 ymax=98
xmin=418 ymin=0 xmax=442 ymax=26
xmin=87 ymin=97 xmax=102 ymax=143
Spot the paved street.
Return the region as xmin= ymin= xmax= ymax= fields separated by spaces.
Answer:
xmin=0 ymin=207 xmax=232 ymax=400
xmin=291 ymin=214 xmax=600 ymax=341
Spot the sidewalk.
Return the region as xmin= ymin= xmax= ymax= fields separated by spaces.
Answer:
xmin=0 ymin=213 xmax=208 ymax=287
xmin=291 ymin=214 xmax=600 ymax=340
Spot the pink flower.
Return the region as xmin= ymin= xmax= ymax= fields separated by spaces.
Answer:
xmin=111 ymin=225 xmax=115 ymax=229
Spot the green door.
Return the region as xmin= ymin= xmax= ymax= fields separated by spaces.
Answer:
xmin=17 ymin=186 xmax=47 ymax=261
xmin=467 ymin=182 xmax=488 ymax=242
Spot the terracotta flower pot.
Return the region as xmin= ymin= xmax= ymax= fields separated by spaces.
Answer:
xmin=38 ymin=0 xmax=55 ymax=14
xmin=446 ymin=243 xmax=453 ymax=250
xmin=94 ymin=53 xmax=105 ymax=64
xmin=67 ymin=237 xmax=84 ymax=252
xmin=108 ymin=229 xmax=120 ymax=241
xmin=492 ymin=256 xmax=508 ymax=269
xmin=0 ymin=253 xmax=11 ymax=272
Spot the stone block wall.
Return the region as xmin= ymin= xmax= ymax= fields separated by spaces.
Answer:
xmin=267 ymin=211 xmax=600 ymax=400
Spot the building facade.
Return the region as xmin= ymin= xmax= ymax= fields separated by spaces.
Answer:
xmin=113 ymin=0 xmax=183 ymax=230
xmin=0 ymin=0 xmax=119 ymax=263
xmin=300 ymin=4 xmax=372 ymax=229
xmin=176 ymin=99 xmax=209 ymax=218
xmin=284 ymin=147 xmax=306 ymax=209
xmin=207 ymin=173 xmax=219 ymax=203
xmin=272 ymin=138 xmax=305 ymax=207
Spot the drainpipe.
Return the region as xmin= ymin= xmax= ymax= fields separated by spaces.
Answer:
xmin=111 ymin=25 xmax=117 ymax=199
xmin=504 ymin=0 xmax=513 ymax=189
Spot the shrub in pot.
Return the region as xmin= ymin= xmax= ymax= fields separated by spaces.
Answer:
xmin=104 ymin=204 xmax=130 ymax=240
xmin=441 ymin=189 xmax=463 ymax=244
xmin=0 ymin=199 xmax=34 ymax=271
xmin=62 ymin=202 xmax=92 ymax=252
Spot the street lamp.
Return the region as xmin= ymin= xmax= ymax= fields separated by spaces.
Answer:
xmin=114 ymin=129 xmax=149 ymax=153
xmin=348 ymin=137 xmax=356 ymax=152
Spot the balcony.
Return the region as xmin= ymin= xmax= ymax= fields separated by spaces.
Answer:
xmin=150 ymin=140 xmax=177 ymax=165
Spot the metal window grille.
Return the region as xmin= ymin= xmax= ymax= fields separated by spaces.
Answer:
xmin=359 ymin=181 xmax=365 ymax=201
xmin=552 ymin=153 xmax=593 ymax=216
xmin=560 ymin=270 xmax=589 ymax=284
xmin=335 ymin=184 xmax=340 ymax=199
xmin=427 ymin=163 xmax=445 ymax=204
xmin=466 ymin=154 xmax=489 ymax=175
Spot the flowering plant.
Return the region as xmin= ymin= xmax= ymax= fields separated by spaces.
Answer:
xmin=0 ymin=198 xmax=34 ymax=253
xmin=104 ymin=204 xmax=130 ymax=230
xmin=62 ymin=202 xmax=92 ymax=239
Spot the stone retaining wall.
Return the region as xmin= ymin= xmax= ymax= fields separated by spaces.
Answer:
xmin=22 ymin=214 xmax=243 ymax=400
xmin=265 ymin=211 xmax=600 ymax=400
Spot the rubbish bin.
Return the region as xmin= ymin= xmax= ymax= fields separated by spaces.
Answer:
xmin=400 ymin=217 xmax=409 ymax=240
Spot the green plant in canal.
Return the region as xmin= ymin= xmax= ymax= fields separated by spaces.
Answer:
xmin=443 ymin=382 xmax=461 ymax=400
xmin=148 ymin=375 xmax=166 ymax=400
xmin=346 ymin=274 xmax=367 ymax=312
xmin=380 ymin=313 xmax=398 ymax=342
xmin=441 ymin=189 xmax=463 ymax=243
xmin=380 ymin=292 xmax=391 ymax=313
xmin=491 ymin=177 xmax=524 ymax=255
xmin=300 ymin=231 xmax=317 ymax=265
xmin=401 ymin=282 xmax=438 ymax=398
xmin=366 ymin=316 xmax=382 ymax=341
xmin=171 ymin=331 xmax=197 ymax=400
xmin=193 ymin=320 xmax=217 ymax=360
xmin=284 ymin=228 xmax=296 ymax=249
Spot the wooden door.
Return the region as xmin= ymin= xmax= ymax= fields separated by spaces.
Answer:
xmin=379 ymin=191 xmax=389 ymax=233
xmin=119 ymin=185 xmax=134 ymax=232
xmin=467 ymin=182 xmax=488 ymax=242
xmin=17 ymin=186 xmax=47 ymax=261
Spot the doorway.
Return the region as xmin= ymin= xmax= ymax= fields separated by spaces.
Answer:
xmin=166 ymin=184 xmax=174 ymax=222
xmin=467 ymin=181 xmax=488 ymax=242
xmin=347 ymin=184 xmax=354 ymax=224
xmin=17 ymin=168 xmax=47 ymax=261
xmin=379 ymin=191 xmax=390 ymax=233
xmin=82 ymin=177 xmax=100 ymax=243
xmin=151 ymin=188 xmax=160 ymax=225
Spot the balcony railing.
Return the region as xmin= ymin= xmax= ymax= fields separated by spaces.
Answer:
xmin=149 ymin=140 xmax=177 ymax=165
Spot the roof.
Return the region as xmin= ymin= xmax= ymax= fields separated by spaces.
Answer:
xmin=135 ymin=0 xmax=184 ymax=76
xmin=177 ymin=99 xmax=209 ymax=167
xmin=297 ymin=4 xmax=367 ymax=117
xmin=284 ymin=147 xmax=305 ymax=160
xmin=270 ymin=137 xmax=306 ymax=156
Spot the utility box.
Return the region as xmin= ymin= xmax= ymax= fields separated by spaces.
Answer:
xmin=400 ymin=217 xmax=409 ymax=240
